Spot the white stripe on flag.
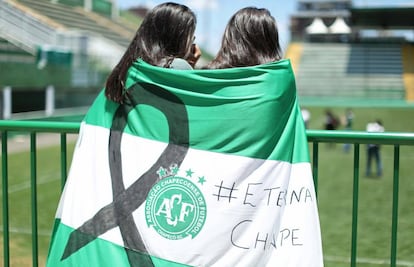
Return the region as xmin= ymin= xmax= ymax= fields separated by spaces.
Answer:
xmin=57 ymin=123 xmax=322 ymax=266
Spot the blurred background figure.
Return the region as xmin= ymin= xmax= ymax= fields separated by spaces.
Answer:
xmin=301 ymin=107 xmax=311 ymax=129
xmin=366 ymin=119 xmax=385 ymax=177
xmin=324 ymin=109 xmax=339 ymax=148
xmin=324 ymin=109 xmax=339 ymax=131
xmin=343 ymin=108 xmax=354 ymax=153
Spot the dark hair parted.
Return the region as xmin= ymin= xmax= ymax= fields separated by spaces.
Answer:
xmin=206 ymin=7 xmax=281 ymax=69
xmin=105 ymin=2 xmax=196 ymax=103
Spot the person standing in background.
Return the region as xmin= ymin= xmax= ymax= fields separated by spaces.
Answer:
xmin=324 ymin=109 xmax=338 ymax=148
xmin=366 ymin=119 xmax=385 ymax=177
xmin=324 ymin=109 xmax=339 ymax=131
xmin=343 ymin=108 xmax=354 ymax=153
xmin=301 ymin=108 xmax=311 ymax=129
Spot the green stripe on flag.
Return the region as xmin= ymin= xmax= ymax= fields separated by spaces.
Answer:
xmin=83 ymin=59 xmax=309 ymax=163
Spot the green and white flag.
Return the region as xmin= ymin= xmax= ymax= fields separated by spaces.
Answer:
xmin=46 ymin=59 xmax=323 ymax=266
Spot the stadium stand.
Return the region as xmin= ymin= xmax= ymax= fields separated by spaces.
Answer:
xmin=0 ymin=36 xmax=35 ymax=64
xmin=295 ymin=42 xmax=405 ymax=99
xmin=0 ymin=0 xmax=138 ymax=116
xmin=14 ymin=0 xmax=133 ymax=48
xmin=286 ymin=0 xmax=414 ymax=104
xmin=1 ymin=0 xmax=412 ymax=117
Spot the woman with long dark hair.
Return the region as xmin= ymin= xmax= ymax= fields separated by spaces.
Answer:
xmin=105 ymin=2 xmax=201 ymax=103
xmin=206 ymin=7 xmax=281 ymax=69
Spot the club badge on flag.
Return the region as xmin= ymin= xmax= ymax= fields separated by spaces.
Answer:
xmin=46 ymin=59 xmax=324 ymax=267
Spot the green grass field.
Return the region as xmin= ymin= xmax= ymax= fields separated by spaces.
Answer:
xmin=0 ymin=143 xmax=76 ymax=266
xmin=1 ymin=106 xmax=414 ymax=266
xmin=306 ymin=106 xmax=414 ymax=267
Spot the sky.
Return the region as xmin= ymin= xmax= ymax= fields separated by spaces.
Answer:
xmin=115 ymin=0 xmax=414 ymax=55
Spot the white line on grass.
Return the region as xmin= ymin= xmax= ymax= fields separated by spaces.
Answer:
xmin=0 ymin=175 xmax=60 ymax=195
xmin=0 ymin=226 xmax=51 ymax=237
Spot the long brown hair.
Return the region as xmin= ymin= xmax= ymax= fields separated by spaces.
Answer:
xmin=105 ymin=2 xmax=196 ymax=103
xmin=206 ymin=7 xmax=281 ymax=69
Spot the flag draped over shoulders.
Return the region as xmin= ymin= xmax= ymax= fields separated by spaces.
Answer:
xmin=46 ymin=59 xmax=323 ymax=267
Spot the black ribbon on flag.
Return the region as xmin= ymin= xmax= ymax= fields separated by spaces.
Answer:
xmin=61 ymin=82 xmax=190 ymax=266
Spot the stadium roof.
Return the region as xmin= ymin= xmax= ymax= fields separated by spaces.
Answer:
xmin=351 ymin=7 xmax=414 ymax=29
xmin=305 ymin=18 xmax=329 ymax=34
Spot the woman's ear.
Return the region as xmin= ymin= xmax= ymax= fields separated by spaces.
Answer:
xmin=187 ymin=44 xmax=202 ymax=68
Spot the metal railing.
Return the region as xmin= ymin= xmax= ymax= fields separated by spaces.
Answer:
xmin=307 ymin=130 xmax=414 ymax=267
xmin=1 ymin=120 xmax=414 ymax=267
xmin=0 ymin=121 xmax=78 ymax=267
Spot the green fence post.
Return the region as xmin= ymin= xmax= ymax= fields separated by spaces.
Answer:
xmin=350 ymin=143 xmax=360 ymax=267
xmin=60 ymin=133 xmax=68 ymax=190
xmin=312 ymin=142 xmax=319 ymax=196
xmin=2 ymin=131 xmax=10 ymax=267
xmin=30 ymin=132 xmax=39 ymax=267
xmin=390 ymin=145 xmax=400 ymax=267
